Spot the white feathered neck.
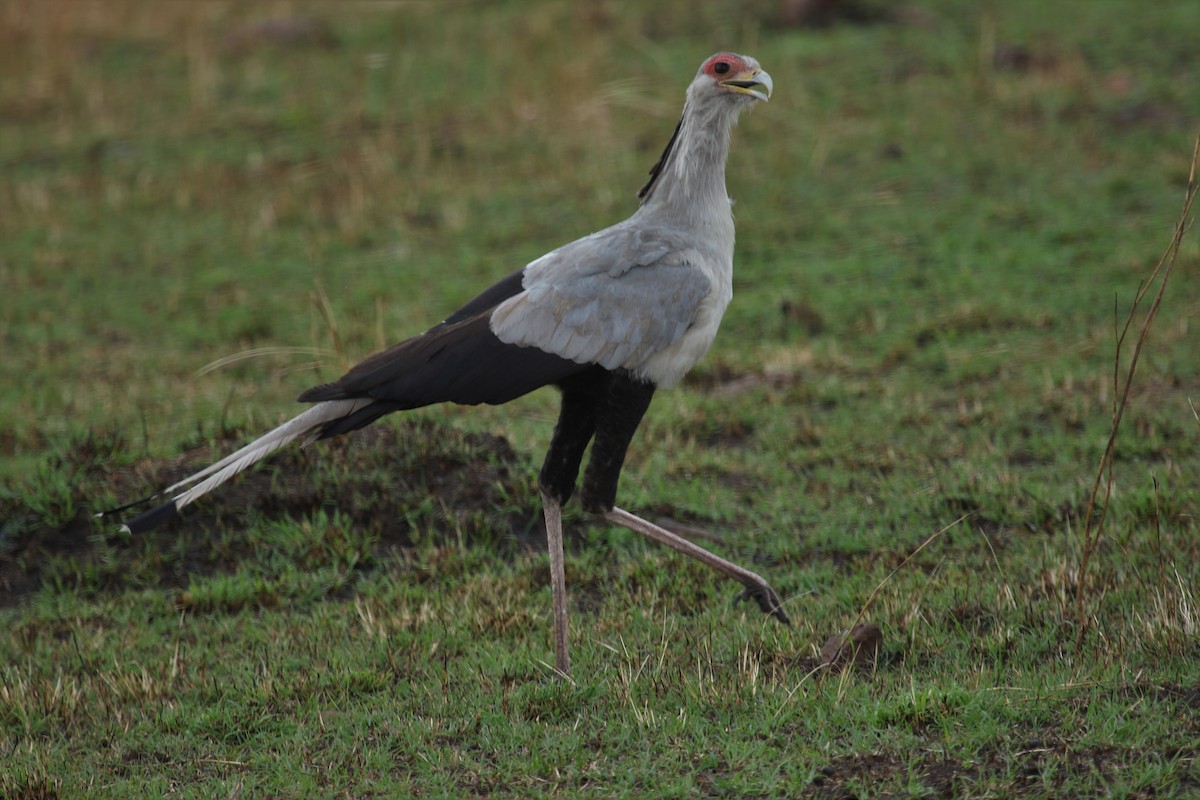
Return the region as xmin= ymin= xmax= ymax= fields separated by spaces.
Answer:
xmin=635 ymin=78 xmax=750 ymax=229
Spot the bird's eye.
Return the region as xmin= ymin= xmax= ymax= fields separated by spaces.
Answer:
xmin=713 ymin=61 xmax=731 ymax=75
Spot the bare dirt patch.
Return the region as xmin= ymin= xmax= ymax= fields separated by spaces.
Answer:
xmin=0 ymin=421 xmax=543 ymax=606
xmin=804 ymin=738 xmax=1193 ymax=799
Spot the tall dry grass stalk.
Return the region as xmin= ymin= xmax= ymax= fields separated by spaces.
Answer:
xmin=1075 ymin=133 xmax=1200 ymax=650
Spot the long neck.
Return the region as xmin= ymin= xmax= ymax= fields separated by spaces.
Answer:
xmin=636 ymin=94 xmax=740 ymax=228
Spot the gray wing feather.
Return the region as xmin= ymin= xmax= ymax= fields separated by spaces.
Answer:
xmin=490 ymin=224 xmax=711 ymax=371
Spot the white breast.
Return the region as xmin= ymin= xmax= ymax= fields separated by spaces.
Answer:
xmin=630 ymin=253 xmax=733 ymax=388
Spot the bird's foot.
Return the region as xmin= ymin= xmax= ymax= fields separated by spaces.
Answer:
xmin=737 ymin=583 xmax=790 ymax=625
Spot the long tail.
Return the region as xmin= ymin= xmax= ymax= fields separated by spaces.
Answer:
xmin=99 ymin=399 xmax=373 ymax=534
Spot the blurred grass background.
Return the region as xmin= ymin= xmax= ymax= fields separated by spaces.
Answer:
xmin=5 ymin=0 xmax=1194 ymax=474
xmin=2 ymin=0 xmax=1199 ymax=797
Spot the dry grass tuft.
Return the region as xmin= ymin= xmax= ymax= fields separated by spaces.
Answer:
xmin=1075 ymin=134 xmax=1200 ymax=649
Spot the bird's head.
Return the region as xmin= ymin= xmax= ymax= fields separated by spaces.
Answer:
xmin=696 ymin=52 xmax=772 ymax=104
xmin=636 ymin=52 xmax=773 ymax=203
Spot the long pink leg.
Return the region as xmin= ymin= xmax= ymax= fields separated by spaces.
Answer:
xmin=603 ymin=507 xmax=790 ymax=624
xmin=541 ymin=491 xmax=571 ymax=675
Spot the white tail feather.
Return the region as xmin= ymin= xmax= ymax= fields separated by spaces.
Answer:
xmin=161 ymin=399 xmax=370 ymax=513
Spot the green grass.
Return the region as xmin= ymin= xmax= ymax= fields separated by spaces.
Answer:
xmin=3 ymin=1 xmax=1200 ymax=797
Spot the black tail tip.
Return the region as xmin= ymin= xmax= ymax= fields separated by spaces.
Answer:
xmin=118 ymin=500 xmax=180 ymax=535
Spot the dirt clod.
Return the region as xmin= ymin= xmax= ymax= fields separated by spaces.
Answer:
xmin=819 ymin=621 xmax=883 ymax=668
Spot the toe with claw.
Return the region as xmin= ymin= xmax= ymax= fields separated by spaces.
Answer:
xmin=737 ymin=582 xmax=790 ymax=624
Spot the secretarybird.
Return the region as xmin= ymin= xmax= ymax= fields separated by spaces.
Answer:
xmin=102 ymin=52 xmax=788 ymax=675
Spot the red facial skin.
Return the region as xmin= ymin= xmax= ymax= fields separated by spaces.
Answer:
xmin=701 ymin=52 xmax=751 ymax=80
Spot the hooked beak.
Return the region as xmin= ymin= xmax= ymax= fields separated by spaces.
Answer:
xmin=721 ymin=68 xmax=773 ymax=102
